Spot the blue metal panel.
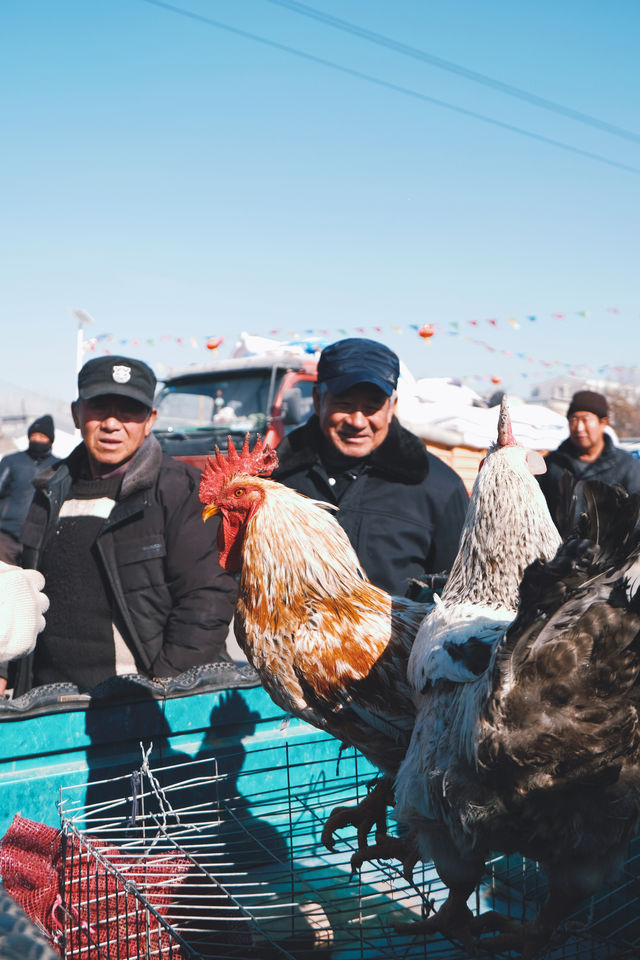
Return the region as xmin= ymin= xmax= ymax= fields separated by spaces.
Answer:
xmin=0 ymin=669 xmax=376 ymax=838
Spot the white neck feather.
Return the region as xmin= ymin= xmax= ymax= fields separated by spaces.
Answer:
xmin=443 ymin=444 xmax=561 ymax=611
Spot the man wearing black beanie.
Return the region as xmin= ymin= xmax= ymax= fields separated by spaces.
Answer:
xmin=0 ymin=415 xmax=58 ymax=565
xmin=538 ymin=389 xmax=640 ymax=534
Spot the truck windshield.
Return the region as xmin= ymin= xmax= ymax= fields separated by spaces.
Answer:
xmin=154 ymin=371 xmax=274 ymax=436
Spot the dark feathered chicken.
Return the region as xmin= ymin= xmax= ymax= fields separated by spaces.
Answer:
xmin=395 ymin=479 xmax=640 ymax=957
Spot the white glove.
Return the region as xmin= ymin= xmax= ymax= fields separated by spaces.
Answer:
xmin=0 ymin=561 xmax=49 ymax=661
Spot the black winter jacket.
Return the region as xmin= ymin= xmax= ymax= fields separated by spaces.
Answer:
xmin=13 ymin=436 xmax=237 ymax=695
xmin=538 ymin=434 xmax=640 ymax=535
xmin=0 ymin=448 xmax=58 ymax=539
xmin=272 ymin=416 xmax=469 ymax=597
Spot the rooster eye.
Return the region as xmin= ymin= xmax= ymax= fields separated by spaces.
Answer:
xmin=234 ymin=488 xmax=245 ymax=497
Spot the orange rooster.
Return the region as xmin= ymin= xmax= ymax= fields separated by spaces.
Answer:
xmin=199 ymin=435 xmax=430 ymax=843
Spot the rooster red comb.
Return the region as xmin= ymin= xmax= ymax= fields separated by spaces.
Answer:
xmin=497 ymin=396 xmax=516 ymax=447
xmin=199 ymin=435 xmax=279 ymax=504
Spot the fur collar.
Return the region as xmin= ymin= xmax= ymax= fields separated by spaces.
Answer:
xmin=34 ymin=434 xmax=164 ymax=498
xmin=274 ymin=416 xmax=429 ymax=483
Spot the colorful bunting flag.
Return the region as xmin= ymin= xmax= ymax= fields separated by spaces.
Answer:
xmin=78 ymin=306 xmax=630 ymax=384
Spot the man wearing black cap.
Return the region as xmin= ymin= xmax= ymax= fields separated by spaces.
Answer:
xmin=8 ymin=355 xmax=236 ymax=696
xmin=0 ymin=415 xmax=58 ymax=565
xmin=272 ymin=338 xmax=469 ymax=597
xmin=538 ymin=389 xmax=640 ymax=534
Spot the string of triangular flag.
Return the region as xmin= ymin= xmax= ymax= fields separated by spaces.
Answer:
xmin=80 ymin=308 xmax=628 ymax=381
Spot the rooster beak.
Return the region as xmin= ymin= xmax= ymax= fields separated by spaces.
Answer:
xmin=201 ymin=503 xmax=219 ymax=523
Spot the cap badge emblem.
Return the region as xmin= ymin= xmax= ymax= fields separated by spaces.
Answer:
xmin=112 ymin=364 xmax=132 ymax=384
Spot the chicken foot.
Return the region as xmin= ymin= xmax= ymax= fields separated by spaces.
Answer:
xmin=321 ymin=776 xmax=394 ymax=852
xmin=393 ymin=887 xmax=478 ymax=956
xmin=392 ymin=831 xmax=488 ymax=955
xmin=470 ymin=892 xmax=576 ymax=959
xmin=395 ymin=904 xmax=562 ymax=959
xmin=349 ymin=832 xmax=420 ymax=881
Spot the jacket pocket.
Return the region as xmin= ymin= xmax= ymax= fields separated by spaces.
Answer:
xmin=117 ymin=537 xmax=167 ymax=564
xmin=115 ymin=536 xmax=168 ymax=592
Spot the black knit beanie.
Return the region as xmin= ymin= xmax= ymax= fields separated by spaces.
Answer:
xmin=567 ymin=391 xmax=608 ymax=420
xmin=28 ymin=415 xmax=55 ymax=442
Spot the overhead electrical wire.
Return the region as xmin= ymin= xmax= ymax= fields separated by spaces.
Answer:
xmin=265 ymin=0 xmax=640 ymax=145
xmin=140 ymin=0 xmax=640 ymax=175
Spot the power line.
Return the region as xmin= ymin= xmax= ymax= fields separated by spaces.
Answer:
xmin=265 ymin=0 xmax=640 ymax=145
xmin=140 ymin=0 xmax=640 ymax=176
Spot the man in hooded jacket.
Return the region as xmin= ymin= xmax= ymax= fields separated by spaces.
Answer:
xmin=0 ymin=415 xmax=58 ymax=565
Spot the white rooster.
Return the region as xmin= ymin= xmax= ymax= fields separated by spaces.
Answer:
xmin=346 ymin=404 xmax=559 ymax=828
xmin=371 ymin=398 xmax=562 ymax=949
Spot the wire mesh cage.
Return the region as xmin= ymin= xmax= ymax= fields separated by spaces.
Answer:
xmin=52 ymin=730 xmax=640 ymax=960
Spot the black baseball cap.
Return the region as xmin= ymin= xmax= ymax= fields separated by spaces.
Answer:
xmin=78 ymin=356 xmax=157 ymax=408
xmin=317 ymin=338 xmax=400 ymax=397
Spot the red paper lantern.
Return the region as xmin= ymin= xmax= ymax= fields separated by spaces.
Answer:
xmin=491 ymin=375 xmax=502 ymax=384
xmin=418 ymin=324 xmax=435 ymax=340
xmin=207 ymin=336 xmax=223 ymax=351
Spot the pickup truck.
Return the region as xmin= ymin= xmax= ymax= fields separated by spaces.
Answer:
xmin=153 ymin=352 xmax=318 ymax=469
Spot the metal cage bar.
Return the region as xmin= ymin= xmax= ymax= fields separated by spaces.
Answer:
xmin=58 ymin=734 xmax=640 ymax=960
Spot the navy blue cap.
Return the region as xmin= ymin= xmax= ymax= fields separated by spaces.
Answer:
xmin=317 ymin=338 xmax=399 ymax=396
xmin=78 ymin=355 xmax=157 ymax=408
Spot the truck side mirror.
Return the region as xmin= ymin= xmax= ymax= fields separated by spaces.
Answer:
xmin=280 ymin=388 xmax=304 ymax=426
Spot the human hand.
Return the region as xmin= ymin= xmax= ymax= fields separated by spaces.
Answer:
xmin=0 ymin=562 xmax=49 ymax=661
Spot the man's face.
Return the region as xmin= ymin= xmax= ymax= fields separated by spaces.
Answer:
xmin=568 ymin=410 xmax=608 ymax=457
xmin=28 ymin=432 xmax=51 ymax=446
xmin=313 ymin=382 xmax=396 ymax=458
xmin=72 ymin=395 xmax=157 ymax=477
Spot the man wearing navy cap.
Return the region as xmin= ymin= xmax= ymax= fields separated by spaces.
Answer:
xmin=273 ymin=338 xmax=468 ymax=597
xmin=8 ymin=355 xmax=236 ymax=696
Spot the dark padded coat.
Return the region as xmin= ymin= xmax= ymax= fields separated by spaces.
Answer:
xmin=0 ymin=448 xmax=58 ymax=539
xmin=272 ymin=416 xmax=469 ymax=597
xmin=12 ymin=435 xmax=237 ymax=695
xmin=538 ymin=434 xmax=640 ymax=535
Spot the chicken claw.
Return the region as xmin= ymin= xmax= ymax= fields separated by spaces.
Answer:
xmin=349 ymin=833 xmax=419 ymax=882
xmin=471 ymin=908 xmax=568 ymax=958
xmin=394 ymin=894 xmax=477 ymax=956
xmin=394 ymin=901 xmax=563 ymax=959
xmin=321 ymin=777 xmax=394 ymax=852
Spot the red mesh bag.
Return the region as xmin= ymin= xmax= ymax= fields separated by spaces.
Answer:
xmin=0 ymin=814 xmax=63 ymax=942
xmin=1 ymin=815 xmax=191 ymax=959
xmin=63 ymin=835 xmax=191 ymax=959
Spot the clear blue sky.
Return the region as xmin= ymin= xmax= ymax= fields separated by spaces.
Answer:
xmin=2 ymin=0 xmax=638 ymax=402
